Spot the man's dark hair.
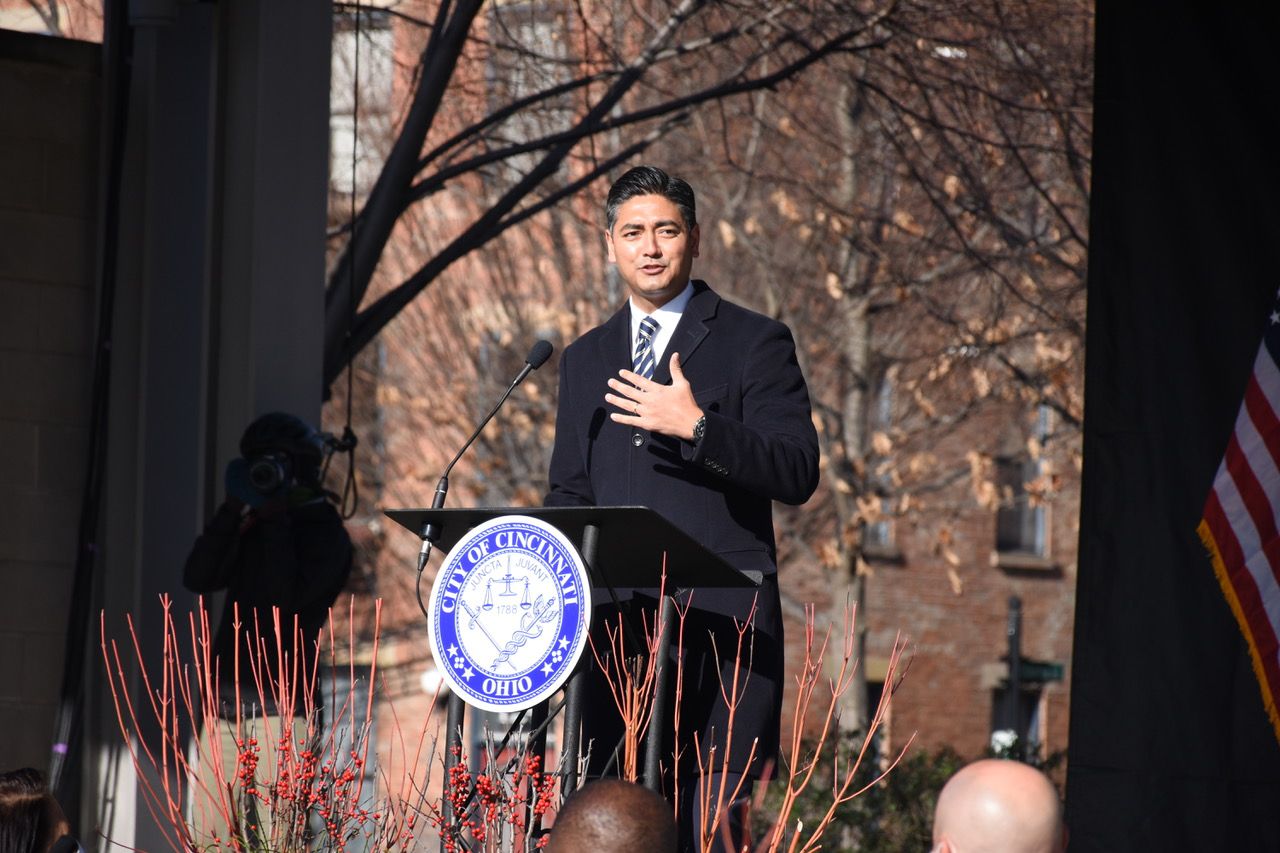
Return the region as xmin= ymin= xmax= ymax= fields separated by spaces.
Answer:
xmin=605 ymin=165 xmax=697 ymax=232
xmin=547 ymin=778 xmax=676 ymax=853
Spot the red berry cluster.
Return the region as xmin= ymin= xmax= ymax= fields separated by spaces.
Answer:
xmin=234 ymin=737 xmax=261 ymax=801
xmin=427 ymin=747 xmax=558 ymax=851
xmin=223 ymin=728 xmax=389 ymax=853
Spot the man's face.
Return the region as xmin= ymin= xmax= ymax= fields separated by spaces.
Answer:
xmin=605 ymin=194 xmax=700 ymax=313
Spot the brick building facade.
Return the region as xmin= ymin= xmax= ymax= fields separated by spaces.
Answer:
xmin=321 ymin=0 xmax=1085 ymax=785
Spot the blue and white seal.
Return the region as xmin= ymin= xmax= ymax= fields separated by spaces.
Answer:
xmin=426 ymin=515 xmax=592 ymax=713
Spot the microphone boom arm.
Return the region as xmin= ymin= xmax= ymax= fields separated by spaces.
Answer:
xmin=415 ymin=340 xmax=553 ymax=572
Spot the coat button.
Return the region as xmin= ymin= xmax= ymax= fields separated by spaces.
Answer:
xmin=632 ymin=433 xmax=644 ymax=447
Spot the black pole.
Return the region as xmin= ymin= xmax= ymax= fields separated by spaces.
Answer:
xmin=560 ymin=523 xmax=598 ymax=797
xmin=643 ymin=593 xmax=676 ymax=791
xmin=561 ymin=673 xmax=584 ymax=795
xmin=440 ymin=692 xmax=466 ymax=852
xmin=1005 ymin=595 xmax=1023 ymax=737
xmin=524 ymin=699 xmax=548 ymax=836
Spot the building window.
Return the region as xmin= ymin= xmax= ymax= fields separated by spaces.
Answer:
xmin=330 ymin=10 xmax=394 ymax=197
xmin=863 ymin=369 xmax=899 ymax=558
xmin=991 ymin=683 xmax=1043 ymax=748
xmin=985 ymin=595 xmax=1064 ymax=758
xmin=995 ymin=456 xmax=1047 ymax=556
xmin=484 ymin=2 xmax=573 ymax=188
xmin=862 ymin=656 xmax=897 ymax=763
xmin=990 ymin=657 xmax=1064 ymax=757
xmin=995 ymin=406 xmax=1052 ymax=560
xmin=862 ymin=496 xmax=897 ymax=557
xmin=865 ymin=677 xmax=890 ymax=763
xmin=872 ymin=367 xmax=895 ymax=431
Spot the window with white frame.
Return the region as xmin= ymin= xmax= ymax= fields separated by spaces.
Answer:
xmin=330 ymin=10 xmax=394 ymax=197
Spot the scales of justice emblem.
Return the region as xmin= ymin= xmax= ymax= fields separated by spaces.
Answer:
xmin=427 ymin=515 xmax=592 ymax=713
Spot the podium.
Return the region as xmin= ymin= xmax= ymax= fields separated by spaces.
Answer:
xmin=384 ymin=505 xmax=761 ymax=796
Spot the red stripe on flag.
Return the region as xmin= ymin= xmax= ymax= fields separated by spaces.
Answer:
xmin=1204 ymin=490 xmax=1280 ymax=698
xmin=1258 ymin=537 xmax=1280 ymax=663
xmin=1244 ymin=376 xmax=1280 ymax=474
xmin=1224 ymin=431 xmax=1280 ymax=564
xmin=1204 ymin=488 xmax=1248 ymax=572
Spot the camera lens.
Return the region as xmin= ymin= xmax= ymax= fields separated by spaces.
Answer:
xmin=248 ymin=455 xmax=287 ymax=493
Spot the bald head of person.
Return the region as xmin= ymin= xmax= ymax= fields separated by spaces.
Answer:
xmin=547 ymin=779 xmax=676 ymax=853
xmin=931 ymin=759 xmax=1066 ymax=853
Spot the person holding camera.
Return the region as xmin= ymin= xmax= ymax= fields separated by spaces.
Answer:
xmin=182 ymin=412 xmax=353 ymax=841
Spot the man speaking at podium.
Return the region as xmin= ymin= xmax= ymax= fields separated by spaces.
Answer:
xmin=545 ymin=165 xmax=820 ymax=850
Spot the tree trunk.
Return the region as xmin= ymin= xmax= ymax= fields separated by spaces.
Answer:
xmin=827 ymin=79 xmax=873 ymax=735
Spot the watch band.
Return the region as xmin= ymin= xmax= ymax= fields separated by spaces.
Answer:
xmin=692 ymin=414 xmax=707 ymax=445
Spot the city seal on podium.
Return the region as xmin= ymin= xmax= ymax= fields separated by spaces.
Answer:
xmin=427 ymin=515 xmax=592 ymax=713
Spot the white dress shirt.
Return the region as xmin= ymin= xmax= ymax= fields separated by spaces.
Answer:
xmin=629 ymin=282 xmax=694 ymax=371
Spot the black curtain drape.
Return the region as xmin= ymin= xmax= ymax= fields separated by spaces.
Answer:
xmin=1068 ymin=1 xmax=1280 ymax=849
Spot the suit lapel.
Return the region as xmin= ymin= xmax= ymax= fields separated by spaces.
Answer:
xmin=653 ymin=280 xmax=718 ymax=384
xmin=595 ymin=305 xmax=633 ymax=375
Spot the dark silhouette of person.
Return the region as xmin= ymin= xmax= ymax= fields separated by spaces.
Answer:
xmin=0 ymin=767 xmax=83 ymax=853
xmin=182 ymin=412 xmax=353 ymax=840
xmin=547 ymin=779 xmax=677 ymax=853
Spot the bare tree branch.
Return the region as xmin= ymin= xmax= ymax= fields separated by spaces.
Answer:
xmin=323 ymin=0 xmax=898 ymax=386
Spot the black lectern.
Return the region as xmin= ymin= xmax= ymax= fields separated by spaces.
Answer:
xmin=384 ymin=505 xmax=761 ymax=798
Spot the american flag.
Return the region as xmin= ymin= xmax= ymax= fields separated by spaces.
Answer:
xmin=1199 ymin=296 xmax=1280 ymax=744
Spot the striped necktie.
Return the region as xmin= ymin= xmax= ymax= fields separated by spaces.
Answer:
xmin=633 ymin=316 xmax=660 ymax=379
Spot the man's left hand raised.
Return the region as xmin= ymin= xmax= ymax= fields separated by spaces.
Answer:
xmin=606 ymin=352 xmax=704 ymax=442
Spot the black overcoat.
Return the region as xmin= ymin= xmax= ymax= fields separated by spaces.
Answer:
xmin=545 ymin=280 xmax=820 ymax=777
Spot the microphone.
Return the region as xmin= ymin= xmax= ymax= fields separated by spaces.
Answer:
xmin=416 ymin=339 xmax=554 ymax=573
xmin=514 ymin=338 xmax=554 ymax=385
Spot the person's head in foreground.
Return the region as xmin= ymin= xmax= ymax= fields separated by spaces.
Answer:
xmin=931 ymin=759 xmax=1066 ymax=853
xmin=547 ymin=778 xmax=676 ymax=853
xmin=0 ymin=768 xmax=75 ymax=853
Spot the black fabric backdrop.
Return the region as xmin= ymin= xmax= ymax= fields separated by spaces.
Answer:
xmin=1068 ymin=1 xmax=1280 ymax=849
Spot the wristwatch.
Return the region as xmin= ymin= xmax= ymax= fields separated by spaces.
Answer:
xmin=692 ymin=414 xmax=707 ymax=445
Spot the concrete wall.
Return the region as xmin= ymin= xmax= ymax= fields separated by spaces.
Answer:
xmin=0 ymin=30 xmax=99 ymax=773
xmin=87 ymin=3 xmax=333 ymax=848
xmin=0 ymin=2 xmax=332 ymax=845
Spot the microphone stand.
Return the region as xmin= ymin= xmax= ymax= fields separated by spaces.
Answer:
xmin=413 ymin=340 xmax=551 ymax=849
xmin=417 ymin=343 xmax=550 ymax=569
